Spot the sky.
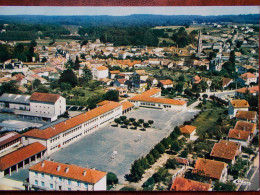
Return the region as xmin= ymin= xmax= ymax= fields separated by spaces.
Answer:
xmin=0 ymin=6 xmax=259 ymax=16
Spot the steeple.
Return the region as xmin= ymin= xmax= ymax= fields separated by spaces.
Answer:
xmin=197 ymin=31 xmax=202 ymax=54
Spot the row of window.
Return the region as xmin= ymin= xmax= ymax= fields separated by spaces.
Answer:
xmin=84 ymin=125 xmax=97 ymax=134
xmin=34 ymin=180 xmax=88 ymax=189
xmin=100 ymin=110 xmax=114 ymax=119
xmin=140 ymin=102 xmax=156 ymax=106
xmin=63 ymin=133 xmax=82 ymax=145
xmin=63 ymin=126 xmax=82 ymax=137
xmin=50 ymin=136 xmax=60 ymax=143
xmin=83 ymin=118 xmax=98 ymax=127
xmin=35 ymin=105 xmax=50 ymax=109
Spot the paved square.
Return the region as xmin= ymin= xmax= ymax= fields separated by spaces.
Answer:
xmin=49 ymin=108 xmax=198 ymax=183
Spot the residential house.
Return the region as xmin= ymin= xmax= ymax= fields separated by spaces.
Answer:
xmin=92 ymin=66 xmax=109 ymax=80
xmin=228 ymin=129 xmax=251 ymax=147
xmin=28 ymin=160 xmax=106 ymax=191
xmin=222 ymin=78 xmax=233 ymax=89
xmin=235 ymin=86 xmax=259 ymax=98
xmin=228 ymin=100 xmax=249 ymax=118
xmin=179 ymin=125 xmax=198 ymax=141
xmin=235 ymin=110 xmax=257 ymax=123
xmin=193 ymin=158 xmax=228 ymax=182
xmin=170 ymin=177 xmax=211 ymax=191
xmin=135 ymin=70 xmax=148 ymax=81
xmin=234 ymin=121 xmax=257 ymax=136
xmin=109 ymin=70 xmax=120 ymax=79
xmin=239 ymin=72 xmax=258 ymax=86
xmin=159 ymin=80 xmax=174 ymax=89
xmin=210 ymin=139 xmax=241 ymax=164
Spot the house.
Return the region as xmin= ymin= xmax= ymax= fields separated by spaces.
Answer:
xmin=106 ymin=87 xmax=128 ymax=97
xmin=92 ymin=66 xmax=109 ymax=80
xmin=175 ymin=157 xmax=189 ymax=167
xmin=228 ymin=100 xmax=249 ymax=118
xmin=234 ymin=121 xmax=257 ymax=136
xmin=0 ymin=142 xmax=46 ymax=177
xmin=210 ymin=139 xmax=241 ymax=164
xmin=170 ymin=177 xmax=211 ymax=191
xmin=121 ymin=101 xmax=134 ymax=114
xmin=222 ymin=78 xmax=233 ymax=89
xmin=129 ymin=88 xmax=186 ymax=111
xmin=0 ymin=132 xmax=22 ymax=154
xmin=28 ymin=160 xmax=106 ymax=191
xmin=109 ymin=70 xmax=120 ymax=79
xmin=228 ymin=129 xmax=251 ymax=147
xmin=235 ymin=86 xmax=259 ymax=98
xmin=135 ymin=70 xmax=148 ymax=81
xmin=159 ymin=79 xmax=174 ymax=89
xmin=22 ymin=101 xmax=122 ymax=155
xmin=14 ymin=92 xmax=66 ymax=122
xmin=193 ymin=158 xmax=228 ymax=182
xmin=11 ymin=73 xmax=27 ymax=86
xmin=239 ymin=72 xmax=257 ymax=86
xmin=209 ymin=57 xmax=222 ymax=72
xmin=113 ymin=79 xmax=127 ymax=88
xmin=235 ymin=110 xmax=257 ymax=123
xmin=179 ymin=125 xmax=197 ymax=141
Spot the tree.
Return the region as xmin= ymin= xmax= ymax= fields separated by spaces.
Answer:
xmin=165 ymin=159 xmax=178 ymax=169
xmin=180 ymin=149 xmax=188 ymax=158
xmin=107 ymin=172 xmax=118 ymax=185
xmin=123 ymin=119 xmax=130 ymax=129
xmin=0 ymin=44 xmax=10 ymax=62
xmin=0 ymin=80 xmax=21 ymax=95
xmin=140 ymin=157 xmax=150 ymax=170
xmin=150 ymin=148 xmax=160 ymax=160
xmin=60 ymin=82 xmax=72 ymax=90
xmin=155 ymin=143 xmax=165 ymax=154
xmin=41 ymin=57 xmax=47 ymax=63
xmin=214 ymin=181 xmax=236 ymax=191
xmin=129 ymin=118 xmax=136 ymax=123
xmin=114 ymin=118 xmax=121 ymax=126
xmin=32 ymin=79 xmax=41 ymax=90
xmin=178 ymin=75 xmax=185 ymax=82
xmin=138 ymin=119 xmax=144 ymax=124
xmin=174 ymin=126 xmax=181 ymax=135
xmin=132 ymin=121 xmax=139 ymax=129
xmin=152 ymin=167 xmax=168 ymax=183
xmin=59 ymin=68 xmax=78 ymax=87
xmin=143 ymin=122 xmax=149 ymax=130
xmin=146 ymin=154 xmax=155 ymax=165
xmin=142 ymin=177 xmax=155 ymax=189
xmin=120 ymin=116 xmax=127 ymax=121
xmin=36 ymin=85 xmax=50 ymax=93
xmin=103 ymin=90 xmax=119 ymax=102
xmin=148 ymin=120 xmax=154 ymax=126
xmin=88 ymin=81 xmax=99 ymax=91
xmin=74 ymin=56 xmax=80 ymax=70
xmin=161 ymin=137 xmax=171 ymax=149
xmin=130 ymin=160 xmax=144 ymax=182
xmin=176 ymin=83 xmax=184 ymax=93
xmin=171 ymin=141 xmax=180 ymax=153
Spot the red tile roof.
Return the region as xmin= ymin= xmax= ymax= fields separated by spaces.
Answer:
xmin=117 ymin=79 xmax=126 ymax=84
xmin=170 ymin=177 xmax=211 ymax=191
xmin=23 ymin=101 xmax=122 ymax=140
xmin=97 ymin=100 xmax=113 ymax=106
xmin=130 ymin=95 xmax=186 ymax=105
xmin=121 ymin=101 xmax=134 ymax=111
xmin=193 ymin=158 xmax=227 ymax=180
xmin=210 ymin=140 xmax=240 ymax=161
xmin=30 ymin=92 xmax=60 ymax=103
xmin=228 ymin=129 xmax=251 ymax=141
xmin=29 ymin=160 xmax=106 ymax=184
xmin=141 ymin=88 xmax=161 ymax=97
xmin=95 ymin=66 xmax=108 ymax=71
xmin=222 ymin=78 xmax=232 ymax=87
xmin=175 ymin=157 xmax=188 ymax=165
xmin=159 ymin=79 xmax=173 ymax=85
xmin=230 ymin=100 xmax=249 ymax=108
xmin=235 ymin=110 xmax=257 ymax=121
xmin=241 ymin=72 xmax=257 ymax=79
xmin=0 ymin=132 xmax=21 ymax=148
xmin=236 ymin=86 xmax=259 ymax=94
xmin=0 ymin=142 xmax=46 ymax=171
xmin=234 ymin=121 xmax=256 ymax=134
xmin=180 ymin=125 xmax=196 ymax=134
xmin=110 ymin=70 xmax=120 ymax=74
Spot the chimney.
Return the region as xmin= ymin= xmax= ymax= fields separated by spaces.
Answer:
xmin=65 ymin=167 xmax=69 ymax=173
xmin=57 ymin=165 xmax=61 ymax=171
xmin=41 ymin=161 xmax=45 ymax=167
xmin=83 ymin=170 xmax=86 ymax=176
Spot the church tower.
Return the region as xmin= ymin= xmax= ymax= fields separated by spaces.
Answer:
xmin=197 ymin=31 xmax=202 ymax=54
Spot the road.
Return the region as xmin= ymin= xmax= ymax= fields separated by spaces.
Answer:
xmin=247 ymin=167 xmax=259 ymax=191
xmin=200 ymin=90 xmax=236 ymax=99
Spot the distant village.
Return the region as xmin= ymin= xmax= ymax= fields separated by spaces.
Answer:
xmin=0 ymin=20 xmax=259 ymax=191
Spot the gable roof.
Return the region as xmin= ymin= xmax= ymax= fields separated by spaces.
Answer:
xmin=170 ymin=177 xmax=211 ymax=191
xmin=235 ymin=110 xmax=257 ymax=121
xmin=0 ymin=142 xmax=46 ymax=171
xmin=241 ymin=72 xmax=257 ymax=79
xmin=230 ymin=100 xmax=249 ymax=108
xmin=23 ymin=101 xmax=121 ymax=140
xmin=228 ymin=129 xmax=251 ymax=141
xmin=110 ymin=70 xmax=120 ymax=74
xmin=159 ymin=79 xmax=173 ymax=85
xmin=95 ymin=66 xmax=108 ymax=71
xmin=29 ymin=160 xmax=106 ymax=184
xmin=0 ymin=132 xmax=21 ymax=148
xmin=210 ymin=140 xmax=240 ymax=161
xmin=222 ymin=78 xmax=233 ymax=87
xmin=236 ymin=86 xmax=259 ymax=94
xmin=121 ymin=101 xmax=134 ymax=111
xmin=30 ymin=92 xmax=61 ymax=103
xmin=180 ymin=125 xmax=196 ymax=134
xmin=193 ymin=158 xmax=227 ymax=180
xmin=130 ymin=95 xmax=186 ymax=105
xmin=141 ymin=88 xmax=161 ymax=97
xmin=234 ymin=121 xmax=257 ymax=134
xmin=0 ymin=93 xmax=30 ymax=104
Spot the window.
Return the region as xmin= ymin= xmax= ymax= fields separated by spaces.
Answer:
xmin=50 ymin=184 xmax=53 ymax=189
xmin=59 ymin=177 xmax=62 ymax=182
xmin=50 ymin=175 xmax=53 ymax=180
xmin=77 ymin=181 xmax=81 ymax=186
xmin=35 ymin=180 xmax=38 ymax=185
xmin=84 ymin=183 xmax=88 ymax=189
xmin=41 ymin=173 xmax=44 ymax=178
xmin=35 ymin=172 xmax=38 ymax=176
xmin=68 ymin=179 xmax=71 ymax=185
xmin=41 ymin=181 xmax=45 ymax=187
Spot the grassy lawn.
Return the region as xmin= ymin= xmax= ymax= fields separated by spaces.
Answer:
xmin=191 ymin=101 xmax=225 ymax=136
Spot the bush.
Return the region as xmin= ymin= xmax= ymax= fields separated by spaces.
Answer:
xmin=142 ymin=177 xmax=155 ymax=189
xmin=146 ymin=154 xmax=155 ymax=165
xmin=180 ymin=149 xmax=188 ymax=158
xmin=150 ymin=148 xmax=160 ymax=160
xmin=120 ymin=187 xmax=136 ymax=191
xmin=155 ymin=143 xmax=165 ymax=154
xmin=165 ymin=159 xmax=178 ymax=169
xmin=107 ymin=172 xmax=118 ymax=185
xmin=152 ymin=167 xmax=168 ymax=183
